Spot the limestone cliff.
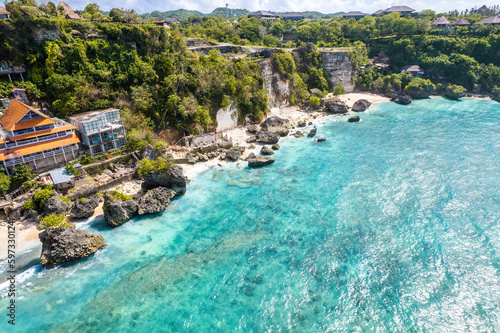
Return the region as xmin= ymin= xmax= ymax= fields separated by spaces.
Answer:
xmin=320 ymin=51 xmax=355 ymax=93
xmin=259 ymin=59 xmax=290 ymax=109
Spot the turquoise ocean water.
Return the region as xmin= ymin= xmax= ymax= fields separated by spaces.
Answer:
xmin=1 ymin=97 xmax=500 ymax=332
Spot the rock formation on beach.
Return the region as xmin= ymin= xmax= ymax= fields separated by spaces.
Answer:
xmin=226 ymin=146 xmax=246 ymax=161
xmin=260 ymin=146 xmax=274 ymax=155
xmin=324 ymin=100 xmax=349 ymax=114
xmin=256 ymin=131 xmax=280 ymax=144
xmin=70 ymin=195 xmax=100 ymax=219
xmin=39 ymin=227 xmax=106 ymax=268
xmin=43 ymin=196 xmax=71 ymax=215
xmin=260 ymin=116 xmax=291 ymax=136
xmin=103 ymin=194 xmax=138 ymax=227
xmin=141 ymin=164 xmax=187 ymax=195
xmin=351 ymin=99 xmax=371 ymax=112
xmin=394 ymin=95 xmax=412 ymax=105
xmin=137 ymin=187 xmax=176 ymax=215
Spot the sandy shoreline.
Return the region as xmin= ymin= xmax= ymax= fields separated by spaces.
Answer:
xmin=0 ymin=92 xmax=393 ymax=259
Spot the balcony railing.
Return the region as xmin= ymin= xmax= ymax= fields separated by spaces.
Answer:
xmin=4 ymin=144 xmax=78 ymax=167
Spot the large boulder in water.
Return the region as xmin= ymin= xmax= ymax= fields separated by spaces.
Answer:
xmin=70 ymin=195 xmax=100 ymax=219
xmin=141 ymin=164 xmax=187 ymax=195
xmin=260 ymin=116 xmax=291 ymax=136
xmin=247 ymin=156 xmax=275 ymax=167
xmin=226 ymin=146 xmax=245 ymax=161
xmin=351 ymin=99 xmax=371 ymax=112
xmin=137 ymin=187 xmax=176 ymax=215
xmin=324 ymin=100 xmax=349 ymax=114
xmin=103 ymin=194 xmax=138 ymax=228
xmin=39 ymin=227 xmax=106 ymax=268
xmin=43 ymin=197 xmax=71 ymax=215
xmin=256 ymin=131 xmax=280 ymax=144
xmin=260 ymin=146 xmax=274 ymax=155
xmin=395 ymin=95 xmax=412 ymax=105
xmin=307 ymin=128 xmax=317 ymax=137
xmin=348 ymin=116 xmax=360 ymax=122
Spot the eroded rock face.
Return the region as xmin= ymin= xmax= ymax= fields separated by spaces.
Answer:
xmin=44 ymin=197 xmax=71 ymax=216
xmin=103 ymin=195 xmax=138 ymax=228
xmin=352 ymin=99 xmax=371 ymax=112
xmin=141 ymin=164 xmax=187 ymax=195
xmin=137 ymin=187 xmax=176 ymax=215
xmin=247 ymin=156 xmax=276 ymax=168
xmin=325 ymin=100 xmax=349 ymax=114
xmin=260 ymin=116 xmax=291 ymax=136
xmin=256 ymin=131 xmax=280 ymax=144
xmin=226 ymin=146 xmax=246 ymax=161
xmin=320 ymin=51 xmax=354 ymax=93
xmin=70 ymin=195 xmax=100 ymax=219
xmin=39 ymin=227 xmax=106 ymax=268
xmin=260 ymin=146 xmax=274 ymax=155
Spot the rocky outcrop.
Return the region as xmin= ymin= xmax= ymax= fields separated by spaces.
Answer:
xmin=141 ymin=164 xmax=187 ymax=195
xmin=395 ymin=95 xmax=412 ymax=105
xmin=246 ymin=135 xmax=257 ymax=143
xmin=444 ymin=89 xmax=466 ymax=100
xmin=307 ymin=128 xmax=317 ymax=137
xmin=320 ymin=51 xmax=354 ymax=93
xmin=103 ymin=195 xmax=138 ymax=228
xmin=256 ymin=131 xmax=280 ymax=144
xmin=260 ymin=116 xmax=291 ymax=136
xmin=43 ymin=197 xmax=71 ymax=216
xmin=216 ymin=101 xmax=238 ymax=131
xmin=260 ymin=146 xmax=274 ymax=155
xmin=142 ymin=145 xmax=163 ymax=161
xmin=247 ymin=125 xmax=259 ymax=133
xmin=352 ymin=99 xmax=371 ymax=112
xmin=70 ymin=195 xmax=100 ymax=219
xmin=407 ymin=89 xmax=430 ymax=99
xmin=226 ymin=146 xmax=245 ymax=161
xmin=247 ymin=156 xmax=276 ymax=167
xmin=39 ymin=227 xmax=106 ymax=268
xmin=293 ymin=131 xmax=304 ymax=138
xmin=324 ymin=100 xmax=349 ymax=114
xmin=272 ymin=144 xmax=280 ymax=150
xmin=348 ymin=116 xmax=360 ymax=122
xmin=137 ymin=187 xmax=176 ymax=215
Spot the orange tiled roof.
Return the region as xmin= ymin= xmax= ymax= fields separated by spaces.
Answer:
xmin=11 ymin=118 xmax=56 ymax=131
xmin=0 ymin=125 xmax=76 ymax=144
xmin=0 ymin=99 xmax=54 ymax=132
xmin=0 ymin=133 xmax=80 ymax=161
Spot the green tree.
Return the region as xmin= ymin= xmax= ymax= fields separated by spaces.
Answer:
xmin=333 ymin=83 xmax=346 ymax=95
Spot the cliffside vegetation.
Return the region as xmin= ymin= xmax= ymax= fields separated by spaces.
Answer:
xmin=1 ymin=1 xmax=500 ymax=148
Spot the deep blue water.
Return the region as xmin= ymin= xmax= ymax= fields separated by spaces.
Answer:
xmin=1 ymin=97 xmax=500 ymax=332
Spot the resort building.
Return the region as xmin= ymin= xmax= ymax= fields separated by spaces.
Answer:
xmin=374 ymin=6 xmax=417 ymax=16
xmin=453 ymin=18 xmax=471 ymax=26
xmin=401 ymin=65 xmax=425 ymax=77
xmin=0 ymin=6 xmax=10 ymax=19
xmin=477 ymin=14 xmax=500 ymax=25
xmin=68 ymin=109 xmax=126 ymax=156
xmin=282 ymin=12 xmax=304 ymax=21
xmin=248 ymin=11 xmax=279 ymax=20
xmin=343 ymin=11 xmax=367 ymax=19
xmin=433 ymin=16 xmax=451 ymax=30
xmin=0 ymin=99 xmax=80 ymax=173
xmin=57 ymin=1 xmax=82 ymax=20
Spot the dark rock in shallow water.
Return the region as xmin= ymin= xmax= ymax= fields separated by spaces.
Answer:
xmin=260 ymin=146 xmax=274 ymax=155
xmin=70 ymin=195 xmax=100 ymax=219
xmin=351 ymin=99 xmax=371 ymax=112
xmin=395 ymin=95 xmax=412 ymax=105
xmin=271 ymin=144 xmax=280 ymax=150
xmin=348 ymin=116 xmax=360 ymax=122
xmin=294 ymin=131 xmax=304 ymax=138
xmin=137 ymin=187 xmax=176 ymax=215
xmin=324 ymin=100 xmax=349 ymax=114
xmin=317 ymin=138 xmax=326 ymax=142
xmin=307 ymin=128 xmax=317 ymax=137
xmin=256 ymin=131 xmax=280 ymax=144
xmin=141 ymin=164 xmax=187 ymax=195
xmin=39 ymin=227 xmax=106 ymax=268
xmin=44 ymin=196 xmax=71 ymax=215
xmin=247 ymin=156 xmax=275 ymax=167
xmin=260 ymin=116 xmax=291 ymax=136
xmin=103 ymin=194 xmax=138 ymax=227
xmin=226 ymin=146 xmax=245 ymax=161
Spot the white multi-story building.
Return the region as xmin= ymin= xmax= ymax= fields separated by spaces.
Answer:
xmin=68 ymin=109 xmax=127 ymax=156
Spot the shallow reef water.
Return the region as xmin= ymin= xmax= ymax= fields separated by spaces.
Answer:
xmin=1 ymin=97 xmax=500 ymax=332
